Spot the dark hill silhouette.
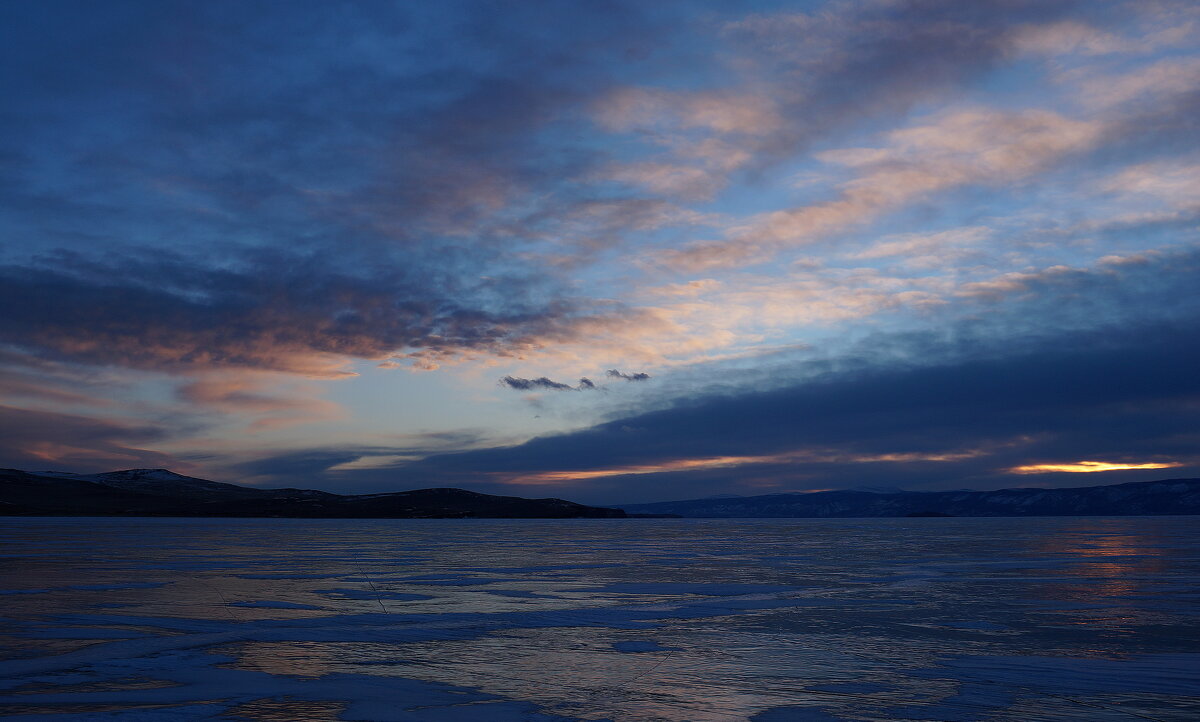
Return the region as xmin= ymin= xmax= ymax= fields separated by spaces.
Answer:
xmin=0 ymin=468 xmax=624 ymax=519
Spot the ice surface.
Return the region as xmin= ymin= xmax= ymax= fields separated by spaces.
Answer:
xmin=611 ymin=640 xmax=676 ymax=653
xmin=750 ymin=707 xmax=843 ymax=721
xmin=1 ymin=516 xmax=1198 ymax=721
xmin=66 ymin=583 xmax=167 ymax=591
xmin=484 ymin=590 xmax=556 ymax=599
xmin=315 ymin=588 xmax=434 ymax=601
xmin=926 ymin=653 xmax=1200 ymax=696
xmin=228 ymin=600 xmax=322 ymax=610
xmin=582 ymin=582 xmax=798 ymax=595
xmin=942 ymin=621 xmax=1009 ymax=630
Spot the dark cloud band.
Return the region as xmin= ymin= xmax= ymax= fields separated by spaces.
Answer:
xmin=500 ymin=375 xmax=599 ymax=392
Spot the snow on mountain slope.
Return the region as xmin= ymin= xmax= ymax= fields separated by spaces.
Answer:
xmin=26 ymin=468 xmax=264 ymax=499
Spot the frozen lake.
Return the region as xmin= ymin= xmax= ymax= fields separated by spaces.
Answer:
xmin=0 ymin=516 xmax=1197 ymax=721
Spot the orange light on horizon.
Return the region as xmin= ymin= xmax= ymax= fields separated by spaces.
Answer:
xmin=503 ymin=454 xmax=790 ymax=485
xmin=502 ymin=447 xmax=991 ymax=485
xmin=1008 ymin=461 xmax=1183 ymax=474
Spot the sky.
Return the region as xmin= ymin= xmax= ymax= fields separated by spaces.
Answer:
xmin=2 ymin=0 xmax=1199 ymax=504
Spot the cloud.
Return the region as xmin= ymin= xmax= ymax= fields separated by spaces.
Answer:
xmin=338 ymin=248 xmax=1200 ymax=502
xmin=0 ymin=0 xmax=692 ymax=380
xmin=500 ymin=376 xmax=576 ymax=392
xmin=600 ymin=161 xmax=731 ymax=202
xmin=595 ymin=87 xmax=783 ymax=136
xmin=177 ymin=373 xmax=343 ymax=431
xmin=408 ymin=320 xmax=1200 ymax=502
xmin=0 ymin=404 xmax=181 ymax=472
xmin=1097 ymin=73 xmax=1200 ymax=162
xmin=0 ymin=349 xmax=124 ymax=409
xmin=1077 ymin=57 xmax=1200 ymax=110
xmin=3 ymin=1 xmax=1198 ymax=487
xmin=1097 ymin=161 xmax=1200 ymax=207
xmin=656 ymin=107 xmax=1102 ymax=270
xmin=1010 ymin=20 xmax=1138 ymax=58
xmin=229 ymin=450 xmax=377 ymax=483
xmin=500 ymin=375 xmax=599 ymax=392
xmin=0 ymin=248 xmax=637 ymax=376
xmin=716 ymin=0 xmax=1081 ymax=158
xmin=847 ymin=226 xmax=994 ymax=269
xmin=221 ymin=430 xmax=494 ymax=487
xmin=0 ymin=0 xmax=714 ymax=275
xmin=589 ymin=1 xmax=1093 ymax=204
xmin=496 ymin=370 xmax=649 ymax=393
xmin=1009 ymin=461 xmax=1183 ymax=474
xmin=607 ymin=369 xmax=651 ymax=381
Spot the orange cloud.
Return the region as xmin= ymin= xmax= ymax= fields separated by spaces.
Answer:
xmin=502 ymin=454 xmax=790 ymax=485
xmin=1009 ymin=461 xmax=1183 ymax=474
xmin=502 ymin=448 xmax=990 ymax=485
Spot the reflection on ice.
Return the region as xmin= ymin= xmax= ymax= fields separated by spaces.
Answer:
xmin=0 ymin=517 xmax=1197 ymax=720
xmin=1029 ymin=520 xmax=1177 ymax=635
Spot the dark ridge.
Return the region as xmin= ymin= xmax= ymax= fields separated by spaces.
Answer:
xmin=0 ymin=469 xmax=625 ymax=519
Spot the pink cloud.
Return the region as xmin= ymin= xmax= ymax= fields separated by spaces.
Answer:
xmin=0 ymin=404 xmax=183 ymax=472
xmin=656 ymin=108 xmax=1103 ymax=271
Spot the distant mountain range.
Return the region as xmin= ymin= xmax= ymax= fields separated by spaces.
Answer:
xmin=0 ymin=468 xmax=625 ymax=519
xmin=618 ymin=477 xmax=1200 ymax=517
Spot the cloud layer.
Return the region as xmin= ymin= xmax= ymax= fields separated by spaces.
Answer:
xmin=307 ymin=248 xmax=1200 ymax=502
xmin=1 ymin=1 xmax=1197 ymax=499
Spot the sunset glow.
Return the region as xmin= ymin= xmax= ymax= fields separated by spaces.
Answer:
xmin=504 ymin=455 xmax=789 ymax=485
xmin=1009 ymin=462 xmax=1184 ymax=474
xmin=504 ymin=449 xmax=993 ymax=485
